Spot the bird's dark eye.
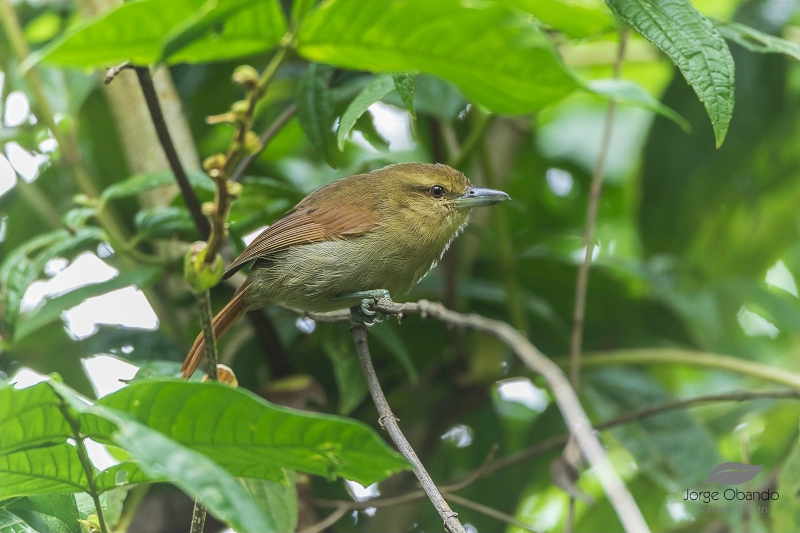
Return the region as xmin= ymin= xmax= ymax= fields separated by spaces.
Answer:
xmin=430 ymin=185 xmax=445 ymax=198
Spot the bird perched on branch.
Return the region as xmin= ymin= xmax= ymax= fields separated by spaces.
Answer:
xmin=182 ymin=162 xmax=510 ymax=378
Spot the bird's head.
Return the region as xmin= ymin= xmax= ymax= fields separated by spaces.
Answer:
xmin=376 ymin=163 xmax=510 ymax=235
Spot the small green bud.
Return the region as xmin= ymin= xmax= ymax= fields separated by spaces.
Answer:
xmin=227 ymin=181 xmax=243 ymax=198
xmin=78 ymin=514 xmax=102 ymax=533
xmin=184 ymin=242 xmax=224 ymax=293
xmin=201 ymin=202 xmax=216 ymax=216
xmin=231 ymin=100 xmax=250 ymax=117
xmin=72 ymin=194 xmax=98 ymax=207
xmin=202 ymin=153 xmax=226 ymax=172
xmin=232 ymin=65 xmax=259 ymax=88
xmin=243 ymin=131 xmax=262 ymax=153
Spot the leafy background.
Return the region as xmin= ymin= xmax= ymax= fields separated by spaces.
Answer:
xmin=1 ymin=0 xmax=800 ymax=532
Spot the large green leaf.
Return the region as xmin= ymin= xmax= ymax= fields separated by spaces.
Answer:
xmin=2 ymin=495 xmax=81 ymax=533
xmin=0 ymin=509 xmax=28 ymax=533
xmin=336 ymin=73 xmax=396 ymax=151
xmin=240 ymin=475 xmax=298 ymax=533
xmin=29 ymin=0 xmax=285 ymax=69
xmin=14 ymin=266 xmax=163 ymax=342
xmin=0 ymin=445 xmax=90 ymax=498
xmin=297 ymin=64 xmax=335 ymax=160
xmin=714 ymin=19 xmax=800 ymax=62
xmin=90 ymin=380 xmax=408 ymax=485
xmin=159 ymin=0 xmax=260 ymax=63
xmin=170 ymin=0 xmax=287 ymax=64
xmin=589 ymin=79 xmax=690 ymax=132
xmin=506 ymin=0 xmax=615 ymax=38
xmin=0 ymin=380 xmax=275 ymax=532
xmin=0 ymin=228 xmax=102 ymax=340
xmin=605 ymin=0 xmax=735 ymax=147
xmin=100 ymin=170 xmax=214 ymax=202
xmin=296 ymin=0 xmax=580 ymax=114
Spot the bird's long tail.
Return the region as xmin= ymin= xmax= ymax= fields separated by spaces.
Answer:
xmin=181 ymin=288 xmax=251 ymax=378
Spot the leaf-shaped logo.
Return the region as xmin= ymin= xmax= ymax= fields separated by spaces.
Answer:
xmin=700 ymin=462 xmax=763 ymax=486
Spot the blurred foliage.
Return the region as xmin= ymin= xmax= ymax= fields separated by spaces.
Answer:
xmin=1 ymin=0 xmax=800 ymax=532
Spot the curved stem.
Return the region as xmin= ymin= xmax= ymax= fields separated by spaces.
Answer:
xmin=58 ymin=400 xmax=109 ymax=533
xmin=568 ymin=27 xmax=629 ymax=390
xmin=351 ymin=320 xmax=467 ymax=533
xmin=568 ymin=349 xmax=800 ymax=390
xmin=135 ymin=66 xmax=210 ymax=239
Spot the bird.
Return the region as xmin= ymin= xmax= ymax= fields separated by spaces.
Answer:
xmin=181 ymin=162 xmax=510 ymax=378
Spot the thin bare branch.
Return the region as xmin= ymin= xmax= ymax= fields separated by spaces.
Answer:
xmin=351 ymin=322 xmax=467 ymax=533
xmin=104 ymin=61 xmax=132 ymax=85
xmin=443 ymin=491 xmax=539 ymax=533
xmin=568 ymin=27 xmax=629 ymax=390
xmin=298 ymin=504 xmax=349 ymax=533
xmin=135 ymin=66 xmax=210 ymax=239
xmin=352 ymin=300 xmax=649 ymax=533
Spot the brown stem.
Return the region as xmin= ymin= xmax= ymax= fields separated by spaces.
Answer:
xmin=350 ymin=321 xmax=467 ymax=533
xmin=298 ymin=503 xmax=349 ymax=533
xmin=568 ymin=27 xmax=628 ymax=390
xmin=135 ymin=67 xmax=210 ymax=239
xmin=188 ymin=501 xmax=207 ymax=533
xmin=443 ymin=491 xmax=539 ymax=532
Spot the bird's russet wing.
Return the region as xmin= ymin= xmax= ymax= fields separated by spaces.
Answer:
xmin=223 ymin=203 xmax=380 ymax=279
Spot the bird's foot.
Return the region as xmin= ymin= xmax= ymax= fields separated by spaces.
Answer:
xmin=339 ymin=289 xmax=392 ymax=325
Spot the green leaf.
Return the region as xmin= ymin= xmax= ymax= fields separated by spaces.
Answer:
xmin=336 ymin=74 xmax=396 ymax=151
xmin=14 ymin=266 xmax=164 ymax=342
xmin=0 ymin=445 xmax=91 ymax=498
xmin=240 ymin=475 xmax=298 ymax=533
xmin=773 ymin=442 xmax=800 ymax=532
xmin=92 ymin=410 xmax=275 ymax=532
xmin=604 ymin=0 xmax=735 ymax=147
xmin=92 ymin=380 xmax=408 ymax=485
xmin=101 ymin=170 xmax=214 ymax=202
xmin=589 ymin=79 xmax=691 ymax=132
xmin=297 ymin=0 xmax=580 ymax=115
xmin=371 ymin=323 xmax=418 ymax=383
xmin=24 ymin=11 xmax=63 ymax=45
xmin=134 ymin=206 xmax=195 ymax=239
xmin=158 ymin=0 xmax=257 ymax=64
xmin=297 ymin=64 xmax=335 ymax=160
xmin=3 ymin=495 xmax=81 ymax=533
xmin=52 ymin=381 xmax=276 ymax=533
xmin=322 ymin=331 xmax=369 ymax=415
xmin=0 ymin=229 xmax=102 ymax=338
xmin=506 ymin=0 xmax=615 ymax=38
xmin=392 ymin=73 xmax=417 ymax=120
xmin=29 ymin=0 xmax=286 ymax=69
xmin=170 ymin=0 xmax=287 ymax=64
xmin=291 ymin=0 xmax=317 ymax=25
xmin=714 ymin=19 xmax=800 ymax=62
xmin=0 ymin=509 xmax=28 ymax=533
xmin=0 ymin=380 xmax=275 ymax=532
xmin=0 ymin=382 xmax=71 ymax=456
xmin=584 ymin=367 xmax=720 ymax=488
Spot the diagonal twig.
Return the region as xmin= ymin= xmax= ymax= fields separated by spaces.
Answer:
xmin=135 ymin=66 xmax=210 ymax=238
xmin=351 ymin=321 xmax=467 ymax=533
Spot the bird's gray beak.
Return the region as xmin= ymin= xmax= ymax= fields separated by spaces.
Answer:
xmin=452 ymin=187 xmax=511 ymax=209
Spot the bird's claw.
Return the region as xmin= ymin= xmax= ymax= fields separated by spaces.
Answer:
xmin=345 ymin=290 xmax=393 ymax=325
